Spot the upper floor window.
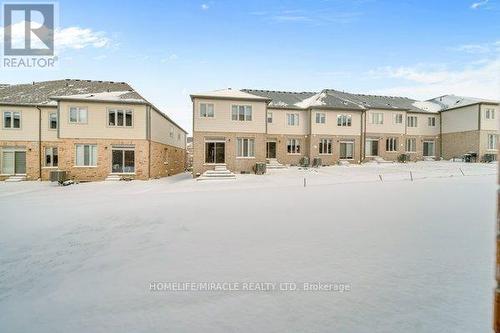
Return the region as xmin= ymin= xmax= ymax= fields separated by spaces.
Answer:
xmin=69 ymin=107 xmax=88 ymax=124
xmin=486 ymin=108 xmax=496 ymax=119
xmin=394 ymin=113 xmax=403 ymax=124
xmin=267 ymin=112 xmax=273 ymax=123
xmin=170 ymin=126 xmax=174 ymax=138
xmin=428 ymin=116 xmax=436 ymax=127
xmin=386 ymin=137 xmax=398 ymax=152
xmin=407 ymin=116 xmax=418 ymax=127
xmin=337 ymin=114 xmax=352 ymax=127
xmin=3 ymin=111 xmax=21 ymax=129
xmin=108 ymin=109 xmax=132 ymax=127
xmin=287 ymin=113 xmax=299 ymax=126
xmin=231 ymin=105 xmax=252 ymax=121
xmin=200 ymin=103 xmax=214 ymax=118
xmin=315 ymin=112 xmax=326 ymax=124
xmin=370 ymin=113 xmax=384 ymax=124
xmin=49 ymin=112 xmax=57 ymax=129
xmin=177 ymin=133 xmax=181 ymax=141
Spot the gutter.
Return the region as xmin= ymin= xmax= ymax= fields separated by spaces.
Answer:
xmin=36 ymin=106 xmax=42 ymax=180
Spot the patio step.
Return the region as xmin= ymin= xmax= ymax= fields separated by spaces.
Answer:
xmin=198 ymin=165 xmax=236 ymax=180
xmin=105 ymin=174 xmax=122 ymax=181
xmin=5 ymin=175 xmax=26 ymax=182
xmin=266 ymin=159 xmax=286 ymax=169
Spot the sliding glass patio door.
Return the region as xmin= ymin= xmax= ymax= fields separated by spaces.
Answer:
xmin=1 ymin=150 xmax=26 ymax=175
xmin=111 ymin=147 xmax=135 ymax=173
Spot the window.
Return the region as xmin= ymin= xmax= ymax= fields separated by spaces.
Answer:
xmin=394 ymin=114 xmax=403 ymax=124
xmin=170 ymin=126 xmax=174 ymax=138
xmin=177 ymin=133 xmax=181 ymax=141
xmin=488 ymin=134 xmax=497 ymax=150
xmin=237 ymin=138 xmax=255 ymax=157
xmin=267 ymin=112 xmax=273 ymax=123
xmin=340 ymin=141 xmax=354 ymax=160
xmin=49 ymin=113 xmax=57 ymax=129
xmin=316 ymin=112 xmax=326 ymax=124
xmin=337 ymin=114 xmax=352 ymax=127
xmin=3 ymin=111 xmax=21 ymax=129
xmin=486 ymin=108 xmax=496 ymax=119
xmin=287 ymin=113 xmax=299 ymax=126
xmin=45 ymin=147 xmax=58 ymax=167
xmin=69 ymin=107 xmax=87 ymax=124
xmin=428 ymin=117 xmax=436 ymax=127
xmin=75 ymin=144 xmax=97 ymax=166
xmin=386 ymin=137 xmax=398 ymax=152
xmin=319 ymin=138 xmax=332 ymax=155
xmin=200 ymin=103 xmax=214 ymax=118
xmin=407 ymin=116 xmax=418 ymax=127
xmin=108 ymin=109 xmax=132 ymax=127
xmin=287 ymin=139 xmax=301 ymax=154
xmin=406 ymin=138 xmax=417 ymax=152
xmin=231 ymin=105 xmax=252 ymax=121
xmin=370 ymin=113 xmax=384 ymax=124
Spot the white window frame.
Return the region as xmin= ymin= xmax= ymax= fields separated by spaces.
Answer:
xmin=231 ymin=105 xmax=252 ymax=121
xmin=75 ymin=144 xmax=98 ymax=167
xmin=486 ymin=108 xmax=496 ymax=120
xmin=49 ymin=112 xmax=57 ymax=130
xmin=370 ymin=112 xmax=384 ymax=124
xmin=108 ymin=109 xmax=133 ymax=127
xmin=267 ymin=112 xmax=273 ymax=123
xmin=337 ymin=114 xmax=352 ymax=127
xmin=287 ymin=139 xmax=301 ymax=154
xmin=44 ymin=147 xmax=58 ymax=168
xmin=316 ymin=112 xmax=326 ymax=124
xmin=236 ymin=138 xmax=255 ymax=158
xmin=319 ymin=138 xmax=332 ymax=155
xmin=339 ymin=141 xmax=354 ymax=160
xmin=287 ymin=113 xmax=299 ymax=126
xmin=405 ymin=138 xmax=417 ymax=153
xmin=488 ymin=134 xmax=497 ymax=150
xmin=407 ymin=116 xmax=418 ymax=128
xmin=200 ymin=103 xmax=215 ymax=118
xmin=69 ymin=107 xmax=88 ymax=124
xmin=386 ymin=137 xmax=398 ymax=152
xmin=393 ymin=113 xmax=403 ymax=124
xmin=428 ymin=116 xmax=436 ymax=127
xmin=3 ymin=111 xmax=21 ymax=129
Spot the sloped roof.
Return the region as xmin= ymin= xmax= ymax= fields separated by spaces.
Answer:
xmin=242 ymin=89 xmax=316 ymax=108
xmin=0 ymin=79 xmax=139 ymax=105
xmin=190 ymin=88 xmax=271 ymax=101
xmin=426 ymin=94 xmax=499 ymax=111
xmin=51 ymin=90 xmax=145 ymax=104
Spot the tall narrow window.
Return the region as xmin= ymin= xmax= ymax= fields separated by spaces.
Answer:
xmin=406 ymin=138 xmax=417 ymax=152
xmin=170 ymin=126 xmax=174 ymax=138
xmin=49 ymin=113 xmax=57 ymax=129
xmin=386 ymin=137 xmax=398 ymax=152
xmin=75 ymin=144 xmax=97 ymax=166
xmin=200 ymin=103 xmax=214 ymax=117
xmin=267 ymin=112 xmax=273 ymax=123
xmin=69 ymin=107 xmax=87 ymax=124
xmin=316 ymin=113 xmax=326 ymax=124
xmin=488 ymin=134 xmax=497 ymax=150
xmin=45 ymin=147 xmax=58 ymax=167
xmin=319 ymin=139 xmax=332 ymax=154
xmin=237 ymin=138 xmax=255 ymax=157
xmin=287 ymin=139 xmax=301 ymax=154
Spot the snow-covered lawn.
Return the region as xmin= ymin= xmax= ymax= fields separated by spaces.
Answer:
xmin=0 ymin=161 xmax=497 ymax=332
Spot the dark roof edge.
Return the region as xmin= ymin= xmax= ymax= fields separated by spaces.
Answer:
xmin=190 ymin=94 xmax=272 ymax=103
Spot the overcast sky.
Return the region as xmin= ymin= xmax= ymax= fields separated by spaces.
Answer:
xmin=1 ymin=0 xmax=499 ymax=134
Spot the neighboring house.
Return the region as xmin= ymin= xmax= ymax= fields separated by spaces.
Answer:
xmin=186 ymin=137 xmax=194 ymax=170
xmin=0 ymin=79 xmax=187 ymax=181
xmin=191 ymin=88 xmax=498 ymax=176
xmin=427 ymin=95 xmax=499 ymax=161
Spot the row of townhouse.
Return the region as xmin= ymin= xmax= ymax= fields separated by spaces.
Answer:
xmin=0 ymin=79 xmax=187 ymax=182
xmin=190 ymin=88 xmax=499 ymax=176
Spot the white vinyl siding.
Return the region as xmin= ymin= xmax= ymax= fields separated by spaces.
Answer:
xmin=75 ymin=144 xmax=97 ymax=166
xmin=236 ymin=138 xmax=255 ymax=158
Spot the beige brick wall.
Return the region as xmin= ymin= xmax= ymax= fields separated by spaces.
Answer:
xmin=150 ymin=141 xmax=186 ymax=178
xmin=309 ymin=135 xmax=361 ymax=165
xmin=270 ymin=134 xmax=310 ymax=166
xmin=441 ymin=130 xmax=480 ymax=160
xmin=362 ymin=134 xmax=441 ymax=162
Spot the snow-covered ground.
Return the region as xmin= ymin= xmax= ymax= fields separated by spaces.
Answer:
xmin=0 ymin=161 xmax=497 ymax=332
